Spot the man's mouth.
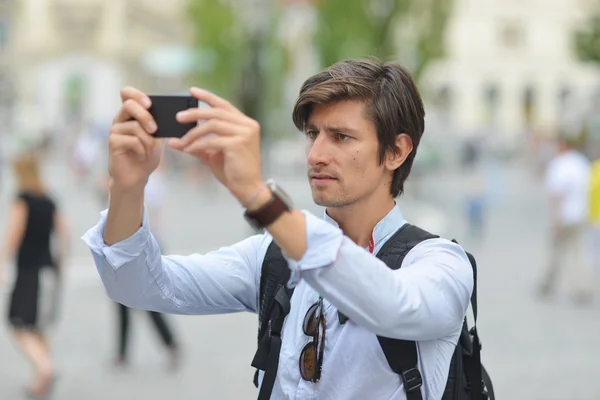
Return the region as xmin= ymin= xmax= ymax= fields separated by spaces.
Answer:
xmin=311 ymin=174 xmax=335 ymax=179
xmin=309 ymin=173 xmax=338 ymax=183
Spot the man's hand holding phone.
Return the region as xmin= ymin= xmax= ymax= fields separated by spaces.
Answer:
xmin=168 ymin=87 xmax=264 ymax=208
xmin=108 ymin=85 xmax=265 ymax=209
xmin=108 ymin=87 xmax=163 ymax=193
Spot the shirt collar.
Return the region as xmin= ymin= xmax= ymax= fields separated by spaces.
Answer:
xmin=322 ymin=203 xmax=407 ymax=252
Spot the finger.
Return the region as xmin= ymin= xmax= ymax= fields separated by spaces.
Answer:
xmin=190 ymin=87 xmax=242 ymax=114
xmin=110 ymin=121 xmax=156 ymax=152
xmin=120 ymin=86 xmax=152 ymax=109
xmin=178 ymin=136 xmax=234 ymax=155
xmin=109 ymin=134 xmax=148 ymax=160
xmin=114 ymin=87 xmax=152 ymax=124
xmin=170 ymin=120 xmax=242 ymax=149
xmin=176 ymin=106 xmax=250 ymax=125
xmin=114 ymin=99 xmax=157 ymax=134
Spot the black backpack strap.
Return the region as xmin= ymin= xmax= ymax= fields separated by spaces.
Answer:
xmin=255 ymin=286 xmax=290 ymax=400
xmin=377 ymin=337 xmax=423 ymax=400
xmin=455 ymin=246 xmax=484 ymax=400
xmin=460 ymin=248 xmax=478 ymax=322
xmin=466 ymin=328 xmax=483 ymax=400
xmin=481 ymin=364 xmax=495 ymax=400
xmin=251 ymin=240 xmax=294 ymax=400
xmin=373 ymin=224 xmax=439 ymax=400
xmin=374 ymin=226 xmax=484 ymax=400
xmin=256 ymin=241 xmax=292 ymax=338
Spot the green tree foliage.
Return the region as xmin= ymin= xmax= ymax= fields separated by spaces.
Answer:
xmin=187 ymin=0 xmax=286 ymax=127
xmin=186 ymin=0 xmax=454 ymax=125
xmin=314 ymin=0 xmax=453 ymax=80
xmin=187 ymin=0 xmax=243 ymax=100
xmin=575 ymin=10 xmax=600 ymax=65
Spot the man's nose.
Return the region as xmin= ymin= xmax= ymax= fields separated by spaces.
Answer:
xmin=306 ymin=134 xmax=331 ymax=166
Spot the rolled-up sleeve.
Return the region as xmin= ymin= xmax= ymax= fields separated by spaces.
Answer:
xmin=81 ymin=209 xmax=266 ymax=315
xmin=283 ymin=212 xmax=344 ymax=285
xmin=82 ymin=210 xmax=152 ymax=270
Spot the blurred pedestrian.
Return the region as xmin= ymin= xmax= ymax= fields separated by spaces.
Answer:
xmin=71 ymin=122 xmax=100 ymax=184
xmin=97 ymin=164 xmax=181 ymax=370
xmin=539 ymin=135 xmax=594 ymax=303
xmin=461 ymin=135 xmax=487 ymax=243
xmin=0 ymin=152 xmax=70 ymax=398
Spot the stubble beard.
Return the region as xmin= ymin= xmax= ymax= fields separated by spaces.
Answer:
xmin=311 ymin=188 xmax=355 ymax=208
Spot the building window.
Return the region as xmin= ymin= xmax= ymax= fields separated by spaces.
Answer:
xmin=522 ymin=85 xmax=536 ymax=128
xmin=498 ymin=20 xmax=526 ymax=49
xmin=558 ymin=86 xmax=571 ymax=119
xmin=593 ymin=86 xmax=600 ymax=109
xmin=0 ymin=19 xmax=7 ymax=53
xmin=434 ymin=85 xmax=453 ymax=126
xmin=483 ymin=84 xmax=500 ymax=126
xmin=558 ymin=86 xmax=572 ymax=109
xmin=0 ymin=74 xmax=14 ymax=107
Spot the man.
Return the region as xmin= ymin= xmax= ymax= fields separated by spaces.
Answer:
xmin=540 ymin=135 xmax=593 ymax=303
xmin=82 ymin=60 xmax=473 ymax=399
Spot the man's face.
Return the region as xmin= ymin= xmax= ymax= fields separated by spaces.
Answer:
xmin=305 ymin=101 xmax=390 ymax=208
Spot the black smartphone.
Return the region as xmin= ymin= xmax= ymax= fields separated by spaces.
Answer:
xmin=148 ymin=95 xmax=198 ymax=138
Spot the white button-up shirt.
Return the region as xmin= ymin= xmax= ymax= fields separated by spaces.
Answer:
xmin=82 ymin=204 xmax=473 ymax=400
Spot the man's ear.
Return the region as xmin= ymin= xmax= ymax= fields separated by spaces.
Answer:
xmin=385 ymin=133 xmax=413 ymax=171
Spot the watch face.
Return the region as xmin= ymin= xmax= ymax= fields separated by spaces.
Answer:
xmin=243 ymin=179 xmax=293 ymax=230
xmin=266 ymin=180 xmax=293 ymax=210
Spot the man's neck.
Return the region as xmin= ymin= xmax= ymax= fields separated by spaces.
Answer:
xmin=326 ymin=196 xmax=396 ymax=248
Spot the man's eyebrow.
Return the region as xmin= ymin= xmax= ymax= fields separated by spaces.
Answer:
xmin=304 ymin=123 xmax=359 ymax=135
xmin=326 ymin=125 xmax=359 ymax=135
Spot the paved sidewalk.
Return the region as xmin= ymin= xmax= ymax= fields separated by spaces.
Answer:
xmin=1 ymin=156 xmax=599 ymax=399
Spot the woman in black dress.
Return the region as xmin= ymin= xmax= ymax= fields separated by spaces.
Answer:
xmin=0 ymin=152 xmax=69 ymax=398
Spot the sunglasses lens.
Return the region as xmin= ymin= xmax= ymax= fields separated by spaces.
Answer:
xmin=300 ymin=299 xmax=325 ymax=382
xmin=302 ymin=302 xmax=320 ymax=336
xmin=299 ymin=342 xmax=317 ymax=381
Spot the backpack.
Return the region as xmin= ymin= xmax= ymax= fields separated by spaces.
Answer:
xmin=251 ymin=223 xmax=495 ymax=400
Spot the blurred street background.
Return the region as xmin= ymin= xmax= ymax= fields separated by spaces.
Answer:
xmin=1 ymin=0 xmax=600 ymax=399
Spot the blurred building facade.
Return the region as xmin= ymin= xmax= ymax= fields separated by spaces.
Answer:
xmin=425 ymin=0 xmax=599 ymax=142
xmin=0 ymin=0 xmax=15 ymax=137
xmin=3 ymin=0 xmax=193 ymax=143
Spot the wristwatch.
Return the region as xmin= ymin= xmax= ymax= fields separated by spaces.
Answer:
xmin=244 ymin=180 xmax=293 ymax=230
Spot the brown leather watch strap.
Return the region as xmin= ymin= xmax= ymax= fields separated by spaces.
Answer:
xmin=244 ymin=193 xmax=289 ymax=229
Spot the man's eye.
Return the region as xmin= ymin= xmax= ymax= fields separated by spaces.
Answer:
xmin=337 ymin=134 xmax=351 ymax=141
xmin=305 ymin=131 xmax=318 ymax=139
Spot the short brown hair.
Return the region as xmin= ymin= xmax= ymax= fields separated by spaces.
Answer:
xmin=292 ymin=59 xmax=425 ymax=197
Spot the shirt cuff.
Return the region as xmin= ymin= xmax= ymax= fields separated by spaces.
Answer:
xmin=282 ymin=211 xmax=343 ymax=287
xmin=81 ymin=208 xmax=151 ymax=270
